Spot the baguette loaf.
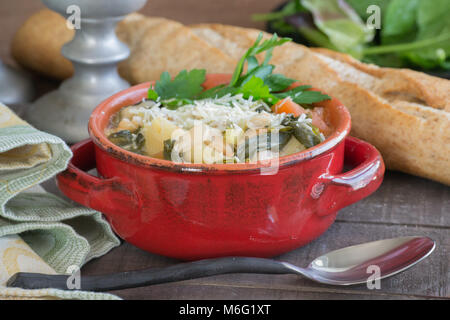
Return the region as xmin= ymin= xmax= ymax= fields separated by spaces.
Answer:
xmin=10 ymin=10 xmax=450 ymax=185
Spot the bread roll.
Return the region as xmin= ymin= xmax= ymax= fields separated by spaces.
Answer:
xmin=11 ymin=9 xmax=74 ymax=79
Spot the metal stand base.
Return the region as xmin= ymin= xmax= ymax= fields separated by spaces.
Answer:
xmin=25 ymin=0 xmax=147 ymax=143
xmin=25 ymin=80 xmax=128 ymax=142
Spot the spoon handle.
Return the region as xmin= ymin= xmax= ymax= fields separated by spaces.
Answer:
xmin=7 ymin=257 xmax=298 ymax=292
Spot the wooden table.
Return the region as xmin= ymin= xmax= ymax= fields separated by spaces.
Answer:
xmin=1 ymin=0 xmax=449 ymax=300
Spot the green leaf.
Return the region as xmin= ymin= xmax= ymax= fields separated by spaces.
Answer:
xmin=163 ymin=139 xmax=175 ymax=160
xmin=301 ymin=0 xmax=374 ymax=54
xmin=196 ymin=85 xmax=238 ymax=100
xmin=405 ymin=0 xmax=450 ymax=69
xmin=147 ymin=88 xmax=158 ymax=101
xmin=237 ymin=76 xmax=274 ymax=101
xmin=161 ymin=98 xmax=194 ymax=110
xmin=154 ymin=69 xmax=206 ymax=100
xmin=274 ymin=85 xmax=312 ymax=98
xmin=247 ymin=56 xmax=259 ymax=73
xmin=143 ymin=30 xmax=330 ymax=110
xmin=239 ymin=65 xmax=274 ymax=86
xmin=291 ymin=91 xmax=331 ymax=104
xmin=263 ymin=74 xmax=296 ymax=92
xmin=230 ymin=33 xmax=263 ymax=87
xmin=382 ymin=0 xmax=419 ymax=42
xmin=297 ymin=27 xmax=340 ymax=51
xmin=229 ymin=33 xmax=291 ymax=87
xmin=274 ymin=86 xmax=330 ymax=104
xmin=362 ymin=54 xmax=407 ymax=68
xmin=345 ymin=0 xmax=391 ymax=20
xmin=363 ymin=0 xmax=450 ymax=70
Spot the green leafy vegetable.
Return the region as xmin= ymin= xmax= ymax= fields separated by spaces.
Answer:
xmin=147 ymin=88 xmax=158 ymax=100
xmin=239 ymin=64 xmax=274 ymax=86
xmin=405 ymin=0 xmax=450 ymax=69
xmin=150 ymin=69 xmax=206 ymax=102
xmin=108 ymin=130 xmax=145 ymax=154
xmin=254 ymin=0 xmax=450 ymax=71
xmin=202 ymin=33 xmax=330 ymax=105
xmin=382 ymin=0 xmax=419 ymax=44
xmin=196 ymin=85 xmax=237 ymax=100
xmin=237 ymin=76 xmax=273 ymax=101
xmin=345 ymin=0 xmax=391 ymax=20
xmin=282 ymin=116 xmax=323 ymax=148
xmin=229 ymin=33 xmax=291 ymax=87
xmin=236 ymin=131 xmax=292 ymax=162
xmin=301 ymin=0 xmax=374 ymax=57
xmin=146 ymin=32 xmax=330 ymax=108
xmin=163 ymin=139 xmax=175 ymax=160
xmin=274 ymin=86 xmax=330 ymax=105
xmin=263 ymin=74 xmax=296 ymax=91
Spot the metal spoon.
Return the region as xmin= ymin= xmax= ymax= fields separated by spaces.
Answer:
xmin=6 ymin=236 xmax=435 ymax=291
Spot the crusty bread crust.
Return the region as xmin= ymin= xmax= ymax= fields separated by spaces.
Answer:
xmin=11 ymin=9 xmax=74 ymax=79
xmin=11 ymin=11 xmax=450 ymax=184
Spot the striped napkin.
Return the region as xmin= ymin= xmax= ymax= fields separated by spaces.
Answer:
xmin=0 ymin=102 xmax=121 ymax=300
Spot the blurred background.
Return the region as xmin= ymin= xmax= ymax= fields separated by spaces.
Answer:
xmin=0 ymin=0 xmax=277 ymax=64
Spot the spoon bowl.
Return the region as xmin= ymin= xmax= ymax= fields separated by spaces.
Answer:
xmin=7 ymin=236 xmax=435 ymax=291
xmin=284 ymin=236 xmax=436 ymax=285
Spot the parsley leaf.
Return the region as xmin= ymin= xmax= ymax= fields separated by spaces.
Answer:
xmin=274 ymin=85 xmax=331 ymax=104
xmin=238 ymin=64 xmax=274 ymax=86
xmin=147 ymin=88 xmax=158 ymax=100
xmin=146 ymin=32 xmax=330 ymax=108
xmin=237 ymin=77 xmax=273 ymax=102
xmin=263 ymin=74 xmax=296 ymax=91
xmin=229 ymin=33 xmax=291 ymax=87
xmin=195 ymin=85 xmax=238 ymax=100
xmin=154 ymin=69 xmax=206 ymax=100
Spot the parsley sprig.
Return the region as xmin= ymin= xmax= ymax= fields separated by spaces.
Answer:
xmin=147 ymin=33 xmax=330 ymax=108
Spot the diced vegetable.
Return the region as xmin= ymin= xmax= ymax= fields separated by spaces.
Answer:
xmin=202 ymin=145 xmax=225 ymax=164
xmin=308 ymin=107 xmax=331 ymax=136
xmin=236 ymin=130 xmax=291 ymax=162
xmin=108 ymin=130 xmax=145 ymax=154
xmin=282 ymin=116 xmax=324 ymax=148
xmin=117 ymin=118 xmax=139 ymax=132
xmin=144 ymin=117 xmax=180 ymax=157
xmin=272 ymin=97 xmax=306 ymax=117
xmin=107 ymin=32 xmax=331 ymax=164
xmin=280 ymin=136 xmax=306 ymax=156
xmin=163 ymin=139 xmax=175 ymax=160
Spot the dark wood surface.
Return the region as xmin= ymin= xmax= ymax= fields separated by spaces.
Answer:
xmin=1 ymin=0 xmax=449 ymax=300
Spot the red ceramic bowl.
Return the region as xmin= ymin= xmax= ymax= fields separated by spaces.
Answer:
xmin=57 ymin=74 xmax=385 ymax=260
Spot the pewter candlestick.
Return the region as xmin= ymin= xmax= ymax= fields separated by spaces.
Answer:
xmin=25 ymin=0 xmax=147 ymax=142
xmin=0 ymin=60 xmax=34 ymax=105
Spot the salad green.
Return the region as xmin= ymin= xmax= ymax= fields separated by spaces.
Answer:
xmin=253 ymin=0 xmax=450 ymax=71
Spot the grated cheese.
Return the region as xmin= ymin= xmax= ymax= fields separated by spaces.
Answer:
xmin=125 ymin=94 xmax=312 ymax=133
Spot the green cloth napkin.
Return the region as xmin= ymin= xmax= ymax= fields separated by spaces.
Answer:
xmin=0 ymin=103 xmax=121 ymax=300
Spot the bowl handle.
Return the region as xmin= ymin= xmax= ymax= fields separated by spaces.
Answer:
xmin=316 ymin=136 xmax=385 ymax=216
xmin=56 ymin=139 xmax=140 ymax=216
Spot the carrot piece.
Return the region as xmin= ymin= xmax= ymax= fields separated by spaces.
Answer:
xmin=202 ymin=74 xmax=232 ymax=90
xmin=308 ymin=108 xmax=331 ymax=136
xmin=272 ymin=97 xmax=306 ymax=117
